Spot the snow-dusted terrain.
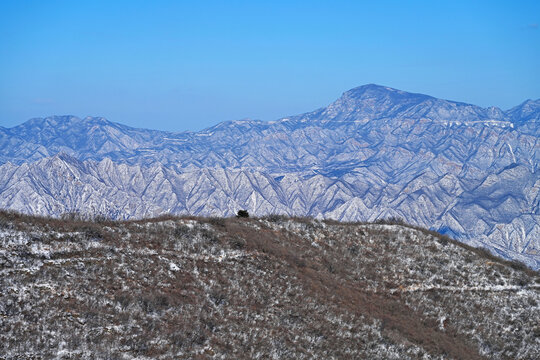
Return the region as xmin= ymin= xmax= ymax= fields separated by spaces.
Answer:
xmin=0 ymin=212 xmax=538 ymax=359
xmin=0 ymin=84 xmax=538 ymax=268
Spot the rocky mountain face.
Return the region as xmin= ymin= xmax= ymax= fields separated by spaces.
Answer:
xmin=0 ymin=84 xmax=538 ymax=268
xmin=1 ymin=212 xmax=538 ymax=359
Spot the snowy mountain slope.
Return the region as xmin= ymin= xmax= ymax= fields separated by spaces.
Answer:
xmin=1 ymin=85 xmax=538 ymax=169
xmin=0 ymin=84 xmax=538 ymax=267
xmin=0 ymin=116 xmax=191 ymax=165
xmin=0 ymin=153 xmax=537 ymax=269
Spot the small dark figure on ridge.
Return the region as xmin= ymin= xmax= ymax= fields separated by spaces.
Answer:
xmin=236 ymin=210 xmax=249 ymax=218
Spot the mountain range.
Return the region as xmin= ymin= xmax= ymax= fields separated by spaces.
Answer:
xmin=0 ymin=84 xmax=538 ymax=268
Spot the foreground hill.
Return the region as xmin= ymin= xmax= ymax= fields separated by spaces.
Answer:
xmin=0 ymin=211 xmax=538 ymax=359
xmin=0 ymin=84 xmax=539 ymax=268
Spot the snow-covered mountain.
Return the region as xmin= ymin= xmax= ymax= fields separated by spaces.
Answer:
xmin=0 ymin=84 xmax=539 ymax=268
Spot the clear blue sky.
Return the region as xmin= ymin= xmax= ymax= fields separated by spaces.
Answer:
xmin=1 ymin=0 xmax=539 ymax=131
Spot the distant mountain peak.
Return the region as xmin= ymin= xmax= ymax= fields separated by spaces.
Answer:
xmin=316 ymin=84 xmax=438 ymax=122
xmin=343 ymin=84 xmax=432 ymax=100
xmin=19 ymin=115 xmax=78 ymax=127
xmin=506 ymin=99 xmax=540 ymax=125
xmin=307 ymin=84 xmax=525 ymax=125
xmin=16 ymin=115 xmax=116 ymax=130
xmin=348 ymin=83 xmax=394 ymax=91
xmin=517 ymin=98 xmax=540 ymax=110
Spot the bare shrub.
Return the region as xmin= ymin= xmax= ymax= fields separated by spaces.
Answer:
xmin=375 ymin=217 xmax=406 ymax=225
xmin=81 ymin=225 xmax=103 ymax=240
xmin=174 ymin=225 xmax=191 ymax=238
xmin=264 ymin=214 xmax=288 ymax=223
xmin=509 ymin=259 xmax=528 ymax=272
xmin=228 ymin=237 xmax=246 ymax=249
xmin=61 ymin=212 xmax=85 ymax=221
xmin=209 ymin=290 xmax=227 ymax=306
xmin=208 ymin=217 xmax=226 ymax=228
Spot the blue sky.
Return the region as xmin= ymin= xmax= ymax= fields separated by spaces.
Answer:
xmin=0 ymin=0 xmax=539 ymax=131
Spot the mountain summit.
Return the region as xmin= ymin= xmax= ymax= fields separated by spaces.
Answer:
xmin=312 ymin=84 xmax=511 ymax=125
xmin=341 ymin=83 xmax=435 ymax=106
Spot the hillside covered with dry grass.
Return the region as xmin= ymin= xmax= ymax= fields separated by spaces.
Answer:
xmin=0 ymin=211 xmax=539 ymax=359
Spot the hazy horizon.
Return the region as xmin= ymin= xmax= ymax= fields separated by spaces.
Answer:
xmin=3 ymin=82 xmax=540 ymax=133
xmin=1 ymin=0 xmax=539 ymax=131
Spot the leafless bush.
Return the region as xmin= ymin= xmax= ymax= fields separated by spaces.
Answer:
xmin=509 ymin=259 xmax=528 ymax=272
xmin=208 ymin=217 xmax=226 ymax=228
xmin=200 ymin=228 xmax=219 ymax=244
xmin=174 ymin=225 xmax=191 ymax=238
xmin=228 ymin=237 xmax=246 ymax=249
xmin=81 ymin=225 xmax=103 ymax=240
xmin=209 ymin=290 xmax=227 ymax=306
xmin=0 ymin=218 xmax=9 ymax=229
xmin=114 ymin=293 xmax=132 ymax=311
xmin=375 ymin=217 xmax=406 ymax=225
xmin=61 ymin=211 xmax=85 ymax=221
xmin=264 ymin=214 xmax=289 ymax=223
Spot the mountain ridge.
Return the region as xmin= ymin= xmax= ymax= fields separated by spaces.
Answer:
xmin=4 ymin=84 xmax=539 ymax=133
xmin=0 ymin=84 xmax=538 ymax=268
